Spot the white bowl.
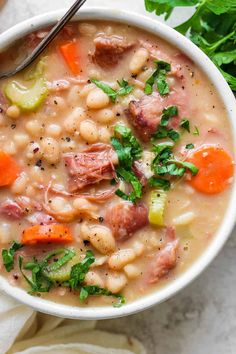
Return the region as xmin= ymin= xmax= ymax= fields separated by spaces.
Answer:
xmin=0 ymin=7 xmax=236 ymax=320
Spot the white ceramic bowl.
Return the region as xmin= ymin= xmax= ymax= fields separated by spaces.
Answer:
xmin=0 ymin=8 xmax=236 ymax=320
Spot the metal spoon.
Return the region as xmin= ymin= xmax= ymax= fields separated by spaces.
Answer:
xmin=0 ymin=0 xmax=87 ymax=80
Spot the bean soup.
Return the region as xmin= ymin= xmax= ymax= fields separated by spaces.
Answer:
xmin=0 ymin=21 xmax=234 ymax=307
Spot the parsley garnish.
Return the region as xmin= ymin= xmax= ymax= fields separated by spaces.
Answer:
xmin=152 ymin=106 xmax=180 ymax=142
xmin=148 ymin=176 xmax=171 ymax=191
xmin=80 ymin=285 xmax=125 ymax=308
xmin=144 ymin=1 xmax=236 ymax=94
xmin=145 ymin=60 xmax=171 ymax=96
xmin=111 ymin=125 xmax=143 ymax=202
xmin=180 ymin=118 xmax=190 ymax=133
xmin=193 ymin=126 xmax=200 ymax=136
xmin=68 ymin=250 xmax=95 ymax=289
xmin=186 ymin=143 xmax=194 ymax=149
xmin=91 ymin=79 xmax=134 ymax=103
xmin=2 ymin=242 xmax=23 ymax=272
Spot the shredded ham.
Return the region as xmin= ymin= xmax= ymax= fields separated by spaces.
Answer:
xmin=64 ymin=143 xmax=118 ymax=193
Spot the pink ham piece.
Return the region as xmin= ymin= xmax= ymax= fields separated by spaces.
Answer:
xmin=64 ymin=143 xmax=117 ymax=193
xmin=26 ymin=212 xmax=56 ymax=225
xmin=126 ymin=90 xmax=188 ymax=142
xmin=106 ymin=202 xmax=148 ymax=241
xmin=0 ymin=199 xmax=25 ymax=220
xmin=147 ymin=227 xmax=179 ymax=284
xmin=93 ymin=36 xmax=134 ymax=69
xmin=132 ymin=160 xmax=148 ymax=188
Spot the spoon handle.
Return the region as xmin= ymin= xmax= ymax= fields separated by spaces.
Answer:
xmin=0 ymin=0 xmax=87 ymax=80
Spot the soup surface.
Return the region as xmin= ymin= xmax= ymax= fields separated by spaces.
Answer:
xmin=0 ymin=21 xmax=234 ymax=308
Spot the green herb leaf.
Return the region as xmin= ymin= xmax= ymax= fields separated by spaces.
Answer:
xmin=116 ymin=166 xmax=142 ymax=200
xmin=148 ymin=176 xmax=171 ymax=191
xmin=91 ymin=78 xmax=134 ymax=103
xmin=160 ymin=106 xmax=178 ymax=127
xmin=168 ymin=129 xmax=180 ymax=142
xmin=193 ymin=126 xmax=200 ymax=136
xmin=91 ymin=79 xmax=117 ymax=102
xmin=117 ymin=79 xmax=134 ymax=96
xmin=2 ymin=242 xmax=23 ymax=272
xmin=69 ymin=250 xmax=95 ymax=290
xmin=168 ymin=159 xmax=199 ymax=176
xmin=80 ymin=285 xmax=125 ymax=308
xmin=145 ymin=60 xmax=171 ymax=96
xmin=46 ymin=249 xmax=75 ymax=272
xmin=180 ymin=118 xmax=190 ymax=133
xmin=186 ymin=143 xmax=195 ymax=149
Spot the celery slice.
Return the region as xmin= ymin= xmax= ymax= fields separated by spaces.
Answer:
xmin=148 ymin=189 xmax=167 ymax=226
xmin=43 ymin=255 xmax=82 ymax=283
xmin=5 ymin=77 xmax=48 ymax=111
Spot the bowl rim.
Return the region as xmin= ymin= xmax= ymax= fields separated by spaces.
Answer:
xmin=0 ymin=7 xmax=236 ymax=320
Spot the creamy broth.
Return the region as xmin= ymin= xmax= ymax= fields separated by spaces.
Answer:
xmin=0 ymin=21 xmax=233 ymax=307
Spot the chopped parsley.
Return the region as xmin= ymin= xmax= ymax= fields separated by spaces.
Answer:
xmin=152 ymin=106 xmax=180 ymax=142
xmin=148 ymin=176 xmax=171 ymax=191
xmin=145 ymin=60 xmax=171 ymax=96
xmin=193 ymin=126 xmax=200 ymax=136
xmin=80 ymin=285 xmax=125 ymax=308
xmin=180 ymin=118 xmax=190 ymax=133
xmin=91 ymin=78 xmax=134 ymax=103
xmin=18 ymin=249 xmax=125 ymax=306
xmin=111 ymin=125 xmax=143 ymax=202
xmin=186 ymin=143 xmax=195 ymax=149
xmin=2 ymin=242 xmax=23 ymax=272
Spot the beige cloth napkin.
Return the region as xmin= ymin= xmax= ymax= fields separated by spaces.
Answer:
xmin=0 ymin=292 xmax=146 ymax=354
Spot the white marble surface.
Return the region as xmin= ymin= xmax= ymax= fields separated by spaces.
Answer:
xmin=0 ymin=1 xmax=236 ymax=353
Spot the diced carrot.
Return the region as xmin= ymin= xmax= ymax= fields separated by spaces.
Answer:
xmin=187 ymin=145 xmax=234 ymax=194
xmin=60 ymin=41 xmax=80 ymax=75
xmin=22 ymin=224 xmax=73 ymax=245
xmin=0 ymin=151 xmax=20 ymax=187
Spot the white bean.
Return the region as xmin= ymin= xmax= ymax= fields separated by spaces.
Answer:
xmin=61 ymin=139 xmax=76 ymax=153
xmin=67 ymin=85 xmax=81 ymax=106
xmin=124 ymin=264 xmax=141 ymax=279
xmin=80 ymin=119 xmax=98 ymax=143
xmin=73 ymin=198 xmax=98 ymax=213
xmin=6 ymin=105 xmax=20 ymax=119
xmin=95 ymin=109 xmax=115 ymax=124
xmin=51 ymin=96 xmax=66 ymax=110
xmin=79 ymin=83 xmax=96 ymax=98
xmin=29 ymin=166 xmax=44 ymax=183
xmin=25 ymin=120 xmax=44 ymax=137
xmin=63 ymin=107 xmax=86 ymax=134
xmin=50 ymin=197 xmax=71 ymax=213
xmin=46 ymin=124 xmax=62 ymax=138
xmin=86 ymin=88 xmax=110 ymax=109
xmin=108 ymin=249 xmax=136 ymax=270
xmin=129 ymin=48 xmax=149 ymax=75
xmin=106 ymin=272 xmax=127 ymax=293
xmin=85 ymin=271 xmax=105 ymax=288
xmin=41 ymin=137 xmax=60 ymax=164
xmin=132 ymin=241 xmax=145 ymax=257
xmin=3 ymin=141 xmax=16 ymax=155
xmin=81 ymin=223 xmax=116 ymax=255
xmin=11 ymin=172 xmax=29 ymax=194
xmin=172 ymin=211 xmax=196 ymax=226
xmin=13 ymin=133 xmax=30 ymax=149
xmin=0 ymin=223 xmax=12 ymax=244
xmin=25 ymin=142 xmax=41 ymax=160
xmin=98 ymin=127 xmax=111 ymax=143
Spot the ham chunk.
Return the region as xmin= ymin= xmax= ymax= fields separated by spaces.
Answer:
xmin=0 ymin=199 xmax=24 ymax=220
xmin=93 ymin=36 xmax=134 ymax=69
xmin=64 ymin=143 xmax=117 ymax=193
xmin=126 ymin=91 xmax=188 ymax=142
xmin=147 ymin=227 xmax=179 ymax=284
xmin=106 ymin=202 xmax=148 ymax=241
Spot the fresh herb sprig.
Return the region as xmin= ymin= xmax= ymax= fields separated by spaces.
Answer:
xmin=144 ymin=0 xmax=236 ymax=93
xmin=152 ymin=105 xmax=180 ymax=142
xmin=18 ymin=249 xmax=125 ymax=307
xmin=111 ymin=125 xmax=143 ymax=202
xmin=2 ymin=242 xmax=23 ymax=272
xmin=145 ymin=60 xmax=171 ymax=95
xmin=149 ymin=141 xmax=198 ymax=190
xmin=91 ymin=79 xmax=134 ymax=102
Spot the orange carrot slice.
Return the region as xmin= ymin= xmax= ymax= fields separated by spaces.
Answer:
xmin=22 ymin=224 xmax=73 ymax=245
xmin=60 ymin=41 xmax=80 ymax=75
xmin=187 ymin=145 xmax=234 ymax=194
xmin=0 ymin=151 xmax=20 ymax=187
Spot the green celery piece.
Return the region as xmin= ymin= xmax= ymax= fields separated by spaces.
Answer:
xmin=5 ymin=77 xmax=48 ymax=111
xmin=148 ymin=189 xmax=167 ymax=226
